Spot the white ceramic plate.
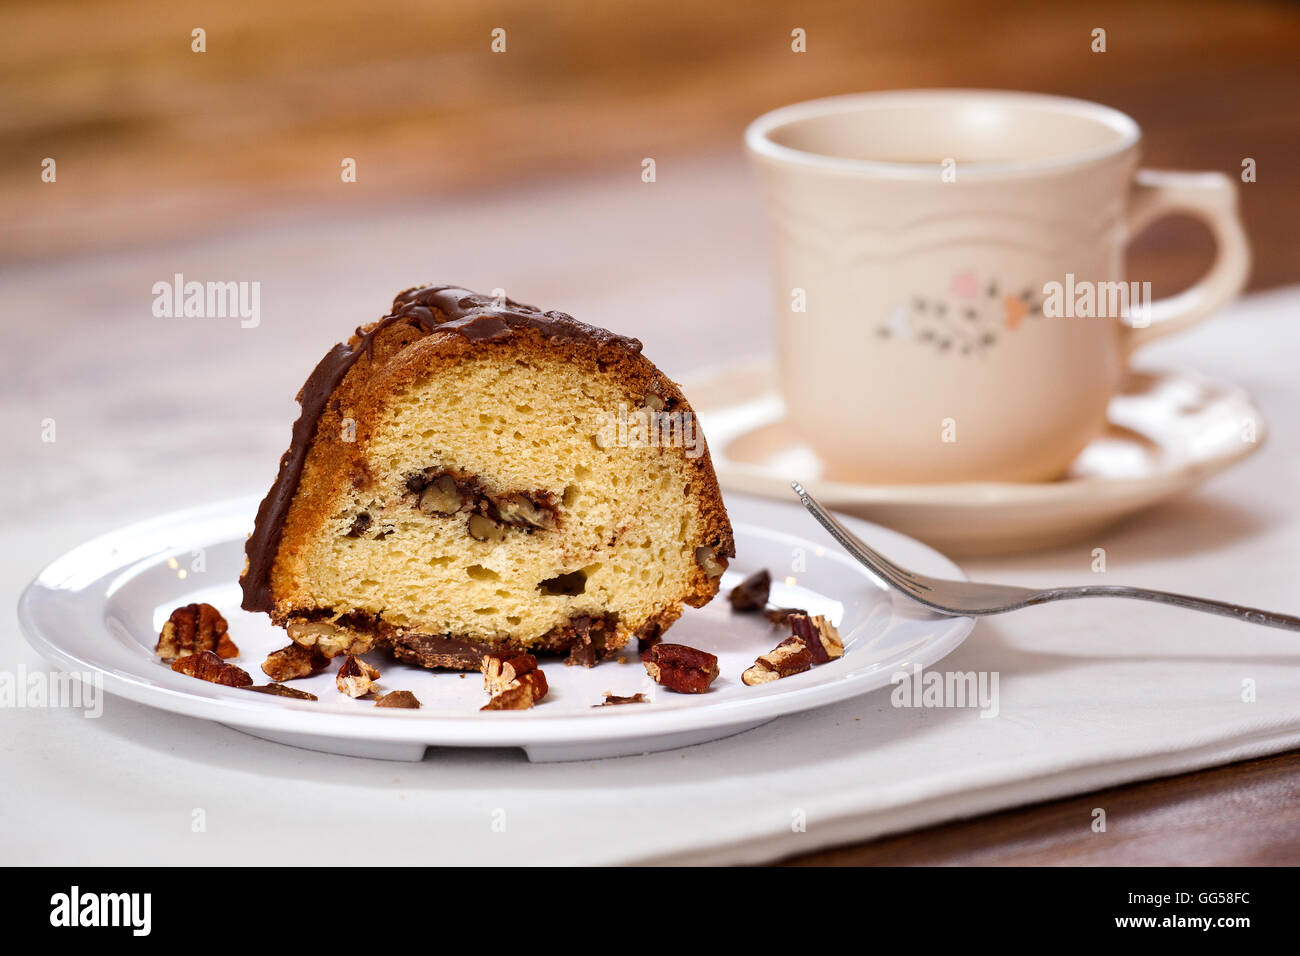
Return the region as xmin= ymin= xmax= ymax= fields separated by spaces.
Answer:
xmin=18 ymin=494 xmax=973 ymax=762
xmin=686 ymin=361 xmax=1265 ymax=555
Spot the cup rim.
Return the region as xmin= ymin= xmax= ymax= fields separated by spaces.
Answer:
xmin=744 ymin=89 xmax=1142 ymax=180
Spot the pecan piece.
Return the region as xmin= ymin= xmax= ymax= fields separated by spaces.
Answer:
xmin=728 ymin=569 xmax=771 ymax=612
xmin=694 ymin=546 xmax=727 ymax=579
xmin=642 ymin=643 xmax=719 ymax=694
xmin=245 ymin=684 xmax=318 ymax=701
xmin=495 ymin=495 xmax=556 ymax=531
xmin=336 ymin=654 xmax=380 ymax=698
xmin=788 ymin=612 xmax=844 ymax=663
xmin=467 ymin=513 xmax=506 ymax=543
xmin=593 ymin=692 xmax=647 ymax=707
xmin=481 ymin=671 xmax=549 ymax=711
xmin=156 ymin=603 xmax=238 ymax=661
xmin=375 ymin=690 xmax=421 ymax=709
xmin=419 ymin=475 xmax=464 ymax=516
xmin=763 ymin=606 xmax=805 ymax=627
xmin=482 ymin=653 xmax=538 ymax=696
xmin=742 ymin=636 xmax=814 ymax=686
xmin=261 ymin=643 xmax=330 ymax=682
xmin=285 ymin=619 xmax=374 ymax=657
xmin=171 ymin=650 xmax=253 ymax=687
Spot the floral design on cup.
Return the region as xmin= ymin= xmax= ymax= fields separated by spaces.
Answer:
xmin=874 ymin=272 xmax=1045 ymax=354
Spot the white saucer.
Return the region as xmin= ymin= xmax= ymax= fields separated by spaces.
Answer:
xmin=686 ymin=361 xmax=1265 ymax=555
xmin=18 ymin=495 xmax=973 ymax=763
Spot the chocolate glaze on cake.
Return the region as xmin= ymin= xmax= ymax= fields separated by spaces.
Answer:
xmin=240 ymin=285 xmax=643 ymax=613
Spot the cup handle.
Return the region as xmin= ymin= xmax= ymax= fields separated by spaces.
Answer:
xmin=1122 ymin=169 xmax=1251 ymax=352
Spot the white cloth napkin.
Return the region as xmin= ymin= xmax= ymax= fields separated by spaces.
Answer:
xmin=4 ymin=161 xmax=1299 ymax=864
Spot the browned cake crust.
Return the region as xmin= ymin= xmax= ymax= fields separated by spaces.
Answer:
xmin=240 ymin=285 xmax=734 ymax=669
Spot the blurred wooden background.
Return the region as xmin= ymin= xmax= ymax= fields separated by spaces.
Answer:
xmin=3 ymin=0 xmax=1298 ymax=291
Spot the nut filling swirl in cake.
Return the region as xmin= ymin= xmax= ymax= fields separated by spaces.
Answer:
xmin=240 ymin=285 xmax=735 ymax=669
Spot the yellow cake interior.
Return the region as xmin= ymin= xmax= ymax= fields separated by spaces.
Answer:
xmin=292 ymin=351 xmax=708 ymax=646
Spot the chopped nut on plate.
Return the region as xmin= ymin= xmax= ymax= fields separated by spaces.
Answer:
xmin=763 ymin=606 xmax=805 ymax=627
xmin=728 ymin=569 xmax=771 ymax=612
xmin=593 ymin=692 xmax=648 ymax=707
xmin=336 ymin=654 xmax=380 ymax=698
xmin=788 ymin=612 xmax=844 ymax=663
xmin=155 ymin=603 xmax=238 ymax=661
xmin=742 ymin=614 xmax=844 ymax=686
xmin=245 ymin=683 xmax=318 ymax=701
xmin=262 ymin=643 xmax=330 ymax=682
xmin=482 ymin=652 xmax=539 ymax=695
xmin=481 ymin=671 xmax=549 ymax=711
xmin=480 ymin=654 xmax=549 ymax=710
xmin=642 ymin=643 xmax=718 ymax=694
xmin=483 ymin=650 xmax=553 ymax=712
xmin=171 ymin=650 xmax=253 ymax=687
xmin=375 ymin=690 xmax=421 ymax=709
xmin=742 ymin=637 xmax=815 ymax=686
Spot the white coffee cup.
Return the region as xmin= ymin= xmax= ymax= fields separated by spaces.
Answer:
xmin=745 ymin=90 xmax=1249 ymax=483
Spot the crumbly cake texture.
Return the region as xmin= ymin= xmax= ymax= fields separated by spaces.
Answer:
xmin=240 ymin=285 xmax=734 ymax=670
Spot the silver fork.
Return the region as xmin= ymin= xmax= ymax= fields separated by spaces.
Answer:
xmin=791 ymin=482 xmax=1300 ymax=631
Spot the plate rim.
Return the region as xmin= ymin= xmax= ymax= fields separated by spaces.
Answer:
xmin=17 ymin=494 xmax=975 ymax=747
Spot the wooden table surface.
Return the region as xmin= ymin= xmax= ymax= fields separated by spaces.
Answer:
xmin=783 ymin=750 xmax=1300 ymax=865
xmin=5 ymin=0 xmax=1299 ymax=866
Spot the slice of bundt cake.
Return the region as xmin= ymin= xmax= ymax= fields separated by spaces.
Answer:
xmin=240 ymin=285 xmax=734 ymax=670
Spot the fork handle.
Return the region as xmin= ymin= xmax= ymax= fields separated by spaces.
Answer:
xmin=1032 ymin=585 xmax=1300 ymax=631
